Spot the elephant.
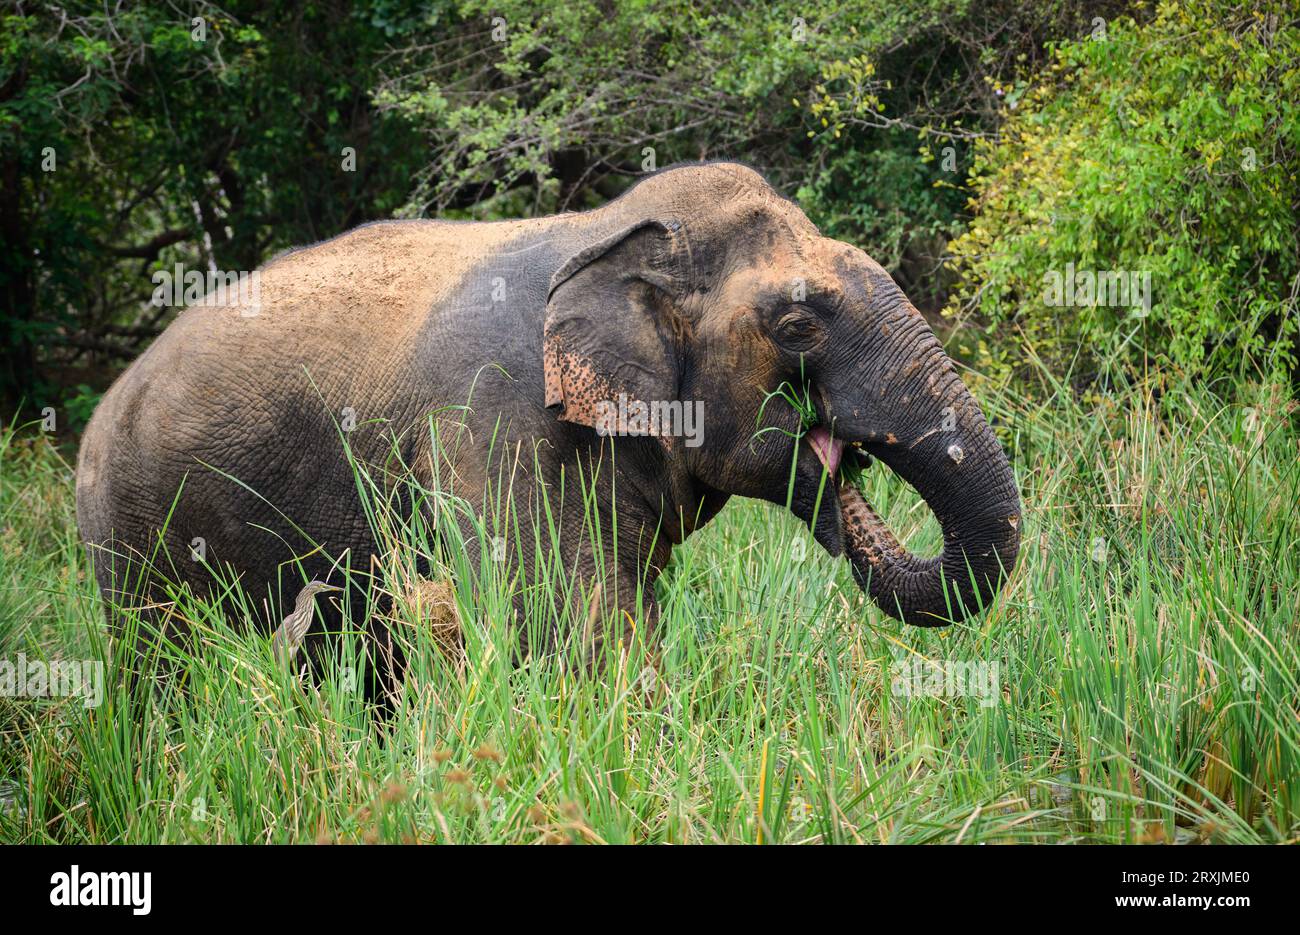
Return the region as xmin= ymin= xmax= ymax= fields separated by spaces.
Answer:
xmin=76 ymin=161 xmax=1021 ymax=695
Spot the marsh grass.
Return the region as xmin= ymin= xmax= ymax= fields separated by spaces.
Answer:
xmin=0 ymin=367 xmax=1296 ymax=844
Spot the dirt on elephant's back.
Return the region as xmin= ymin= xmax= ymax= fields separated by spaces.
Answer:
xmin=262 ymin=219 xmax=540 ymax=321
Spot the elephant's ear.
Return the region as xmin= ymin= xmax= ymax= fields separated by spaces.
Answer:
xmin=543 ymin=218 xmax=692 ymax=449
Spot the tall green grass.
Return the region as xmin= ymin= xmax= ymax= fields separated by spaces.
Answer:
xmin=1 ymin=369 xmax=1296 ymax=843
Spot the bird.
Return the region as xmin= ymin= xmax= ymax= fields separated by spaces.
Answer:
xmin=271 ymin=581 xmax=342 ymax=665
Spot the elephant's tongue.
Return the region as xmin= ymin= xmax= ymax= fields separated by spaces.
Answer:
xmin=806 ymin=426 xmax=844 ymax=477
xmin=807 ymin=430 xmax=907 ymax=590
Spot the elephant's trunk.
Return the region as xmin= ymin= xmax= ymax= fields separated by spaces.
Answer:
xmin=819 ymin=324 xmax=1022 ymax=624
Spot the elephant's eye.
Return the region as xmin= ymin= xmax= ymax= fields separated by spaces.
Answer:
xmin=774 ymin=310 xmax=823 ymax=351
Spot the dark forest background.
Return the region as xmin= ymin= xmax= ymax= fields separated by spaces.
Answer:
xmin=2 ymin=0 xmax=1297 ymax=430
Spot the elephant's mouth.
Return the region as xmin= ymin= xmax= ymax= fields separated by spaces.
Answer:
xmin=803 ymin=425 xmax=884 ymax=559
xmin=800 ymin=424 xmax=1020 ymax=626
xmin=805 ymin=425 xmax=870 ymax=480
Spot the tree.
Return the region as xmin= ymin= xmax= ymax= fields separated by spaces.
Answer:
xmin=945 ymin=0 xmax=1300 ymax=387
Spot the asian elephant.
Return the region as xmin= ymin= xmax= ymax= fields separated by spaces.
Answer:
xmin=76 ymin=161 xmax=1021 ymax=692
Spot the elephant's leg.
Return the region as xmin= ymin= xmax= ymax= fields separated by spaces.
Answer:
xmin=573 ymin=571 xmax=665 ymax=694
xmin=85 ymin=534 xmax=191 ymax=702
xmin=294 ymin=581 xmax=408 ymax=716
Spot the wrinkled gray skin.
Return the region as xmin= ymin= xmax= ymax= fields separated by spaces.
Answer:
xmin=77 ymin=162 xmax=1020 ymax=695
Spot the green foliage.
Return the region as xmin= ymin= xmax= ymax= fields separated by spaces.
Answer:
xmin=3 ymin=371 xmax=1298 ymax=842
xmin=1 ymin=0 xmax=1146 ymax=413
xmin=946 ymin=0 xmax=1300 ymax=385
xmin=59 ymin=385 xmax=100 ymax=434
xmin=373 ymin=0 xmax=913 ymax=216
xmin=0 ymin=1 xmax=426 ymax=410
xmin=372 ymin=0 xmax=1110 ymax=301
xmin=797 ymin=131 xmax=966 ymax=308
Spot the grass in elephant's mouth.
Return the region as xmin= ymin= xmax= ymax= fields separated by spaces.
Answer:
xmin=754 ymin=375 xmax=872 ymax=491
xmin=754 ymin=376 xmax=819 ymax=442
xmin=1 ymin=368 xmax=1297 ymax=844
xmin=836 ymin=445 xmax=872 ymax=490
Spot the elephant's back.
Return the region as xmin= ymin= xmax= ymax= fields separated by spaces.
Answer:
xmin=74 ymin=217 xmax=551 ymax=589
xmin=86 ymin=217 xmax=546 ymax=443
xmin=261 ymin=218 xmax=540 ymax=323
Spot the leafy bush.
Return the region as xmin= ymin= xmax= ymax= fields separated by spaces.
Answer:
xmin=796 ymin=130 xmax=966 ymax=311
xmin=2 ymin=0 xmax=1136 ymax=414
xmin=372 ymin=0 xmax=1126 ymax=305
xmin=945 ymin=0 xmax=1300 ymax=386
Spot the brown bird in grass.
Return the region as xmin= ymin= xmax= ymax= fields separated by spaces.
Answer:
xmin=271 ymin=581 xmax=342 ymax=665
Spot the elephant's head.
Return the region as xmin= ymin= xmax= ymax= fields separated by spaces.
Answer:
xmin=543 ymin=162 xmax=1020 ymax=624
